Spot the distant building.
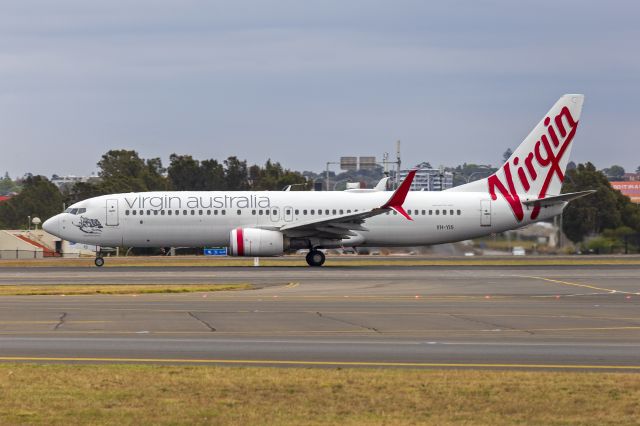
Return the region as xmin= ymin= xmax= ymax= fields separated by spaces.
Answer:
xmin=50 ymin=175 xmax=97 ymax=190
xmin=610 ymin=181 xmax=640 ymax=203
xmin=623 ymin=172 xmax=640 ymax=181
xmin=398 ymin=163 xmax=453 ymax=191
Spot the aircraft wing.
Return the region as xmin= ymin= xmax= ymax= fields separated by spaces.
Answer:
xmin=277 ymin=170 xmax=416 ymax=240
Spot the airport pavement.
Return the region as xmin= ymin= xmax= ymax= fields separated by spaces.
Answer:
xmin=0 ymin=264 xmax=638 ymax=369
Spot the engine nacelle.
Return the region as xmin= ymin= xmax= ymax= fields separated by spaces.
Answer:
xmin=229 ymin=228 xmax=284 ymax=256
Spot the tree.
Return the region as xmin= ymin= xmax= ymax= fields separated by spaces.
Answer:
xmin=200 ymin=159 xmax=225 ymax=190
xmin=0 ymin=176 xmax=63 ymax=229
xmin=602 ymin=165 xmax=625 ymax=180
xmin=224 ymin=156 xmax=249 ymax=190
xmin=168 ymin=154 xmax=203 ymax=190
xmin=97 ymin=150 xmax=168 ymax=193
xmin=561 ymin=163 xmax=640 ymax=243
xmin=502 ymin=148 xmax=513 ymax=163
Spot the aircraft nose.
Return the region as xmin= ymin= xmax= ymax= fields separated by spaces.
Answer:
xmin=43 ymin=215 xmax=60 ymax=236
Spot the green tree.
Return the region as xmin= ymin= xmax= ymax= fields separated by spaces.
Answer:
xmin=168 ymin=154 xmax=203 ymax=190
xmin=602 ymin=165 xmax=625 ymax=180
xmin=200 ymin=159 xmax=225 ymax=190
xmin=97 ymin=150 xmax=168 ymax=193
xmin=561 ymin=163 xmax=640 ymax=242
xmin=224 ymin=156 xmax=249 ymax=190
xmin=0 ymin=176 xmax=63 ymax=229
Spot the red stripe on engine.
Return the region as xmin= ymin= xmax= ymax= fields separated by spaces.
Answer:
xmin=236 ymin=227 xmax=244 ymax=256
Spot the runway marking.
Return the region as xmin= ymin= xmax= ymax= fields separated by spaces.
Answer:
xmin=0 ymin=325 xmax=638 ymax=335
xmin=514 ymin=275 xmax=638 ymax=295
xmin=0 ymin=356 xmax=638 ymax=370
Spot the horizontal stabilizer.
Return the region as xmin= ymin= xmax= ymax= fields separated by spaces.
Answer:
xmin=522 ymin=190 xmax=596 ymax=207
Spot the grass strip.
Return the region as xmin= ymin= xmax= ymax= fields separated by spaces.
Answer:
xmin=0 ymin=364 xmax=638 ymax=425
xmin=0 ymin=284 xmax=250 ymax=296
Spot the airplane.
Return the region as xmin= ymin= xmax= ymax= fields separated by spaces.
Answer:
xmin=44 ymin=94 xmax=593 ymax=267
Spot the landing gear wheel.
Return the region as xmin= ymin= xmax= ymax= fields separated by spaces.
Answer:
xmin=94 ymin=257 xmax=105 ymax=267
xmin=305 ymin=250 xmax=325 ymax=267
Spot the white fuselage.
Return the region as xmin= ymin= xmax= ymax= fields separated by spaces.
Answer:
xmin=45 ymin=190 xmax=564 ymax=249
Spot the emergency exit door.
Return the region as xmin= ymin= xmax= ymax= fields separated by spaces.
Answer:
xmin=106 ymin=199 xmax=119 ymax=226
xmin=480 ymin=200 xmax=491 ymax=227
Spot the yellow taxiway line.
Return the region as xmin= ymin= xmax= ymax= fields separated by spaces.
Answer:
xmin=514 ymin=275 xmax=639 ymax=294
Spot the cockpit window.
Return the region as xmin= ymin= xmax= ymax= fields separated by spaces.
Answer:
xmin=64 ymin=208 xmax=86 ymax=215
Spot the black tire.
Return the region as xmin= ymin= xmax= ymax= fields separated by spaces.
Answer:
xmin=305 ymin=250 xmax=325 ymax=267
xmin=94 ymin=257 xmax=105 ymax=267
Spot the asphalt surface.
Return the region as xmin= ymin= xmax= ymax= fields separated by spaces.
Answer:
xmin=0 ymin=263 xmax=639 ymax=370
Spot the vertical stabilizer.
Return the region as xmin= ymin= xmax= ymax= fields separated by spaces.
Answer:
xmin=449 ymin=94 xmax=584 ymax=221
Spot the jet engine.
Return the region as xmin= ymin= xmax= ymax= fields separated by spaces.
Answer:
xmin=228 ymin=228 xmax=284 ymax=256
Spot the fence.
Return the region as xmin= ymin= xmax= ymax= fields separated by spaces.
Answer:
xmin=0 ymin=250 xmax=67 ymax=259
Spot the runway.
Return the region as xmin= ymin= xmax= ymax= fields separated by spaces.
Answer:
xmin=0 ymin=263 xmax=639 ymax=369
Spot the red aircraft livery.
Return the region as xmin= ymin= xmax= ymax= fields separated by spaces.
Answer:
xmin=488 ymin=104 xmax=579 ymax=222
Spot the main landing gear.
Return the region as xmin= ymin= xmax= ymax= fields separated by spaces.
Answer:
xmin=94 ymin=256 xmax=105 ymax=267
xmin=305 ymin=250 xmax=325 ymax=267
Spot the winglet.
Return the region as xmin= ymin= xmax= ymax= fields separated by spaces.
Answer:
xmin=381 ymin=170 xmax=416 ymax=220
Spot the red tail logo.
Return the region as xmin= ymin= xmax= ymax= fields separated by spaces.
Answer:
xmin=488 ymin=106 xmax=578 ymax=222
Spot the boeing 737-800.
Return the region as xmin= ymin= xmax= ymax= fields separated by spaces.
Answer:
xmin=44 ymin=94 xmax=593 ymax=267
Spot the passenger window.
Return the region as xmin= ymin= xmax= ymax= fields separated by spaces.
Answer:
xmin=422 ymin=210 xmax=426 ymax=215
xmin=154 ymin=210 xmax=158 ymax=215
xmin=252 ymin=210 xmax=256 ymax=215
xmin=332 ymin=209 xmax=336 ymax=215
xmin=407 ymin=210 xmax=412 ymax=215
xmin=347 ymin=210 xmax=351 ymax=213
xmin=393 ymin=211 xmax=397 ymax=215
xmin=160 ymin=210 xmax=165 ymax=215
xmin=222 ymin=210 xmax=226 ymax=215
xmin=183 ymin=210 xmax=187 ymax=215
xmin=436 ymin=210 xmax=439 ymax=215
xmin=175 ymin=210 xmax=179 ymax=215
xmin=139 ymin=210 xmax=143 ymax=215
xmin=429 ymin=210 xmax=433 ymax=215
xmin=272 ymin=209 xmax=277 ymax=215
xmin=325 ymin=209 xmax=329 ymax=215
xmin=443 ymin=210 xmax=447 ymax=215
xmin=125 ymin=210 xmax=130 ymax=216
xmin=339 ymin=210 xmax=344 ymax=214
xmin=457 ymin=209 xmax=461 ymax=215
xmin=295 ymin=209 xmax=299 ymax=215
xmin=207 ymin=210 xmax=211 ymax=215
xmin=198 ymin=210 xmax=203 ymax=215
xmin=132 ymin=210 xmax=137 ymax=216
xmin=310 ymin=210 xmax=315 ymax=215
xmin=191 ymin=210 xmax=195 ymax=215
xmin=303 ymin=210 xmax=307 ymax=215
xmin=214 ymin=210 xmax=218 ymax=215
xmin=168 ymin=210 xmax=172 ymax=215
xmin=237 ymin=210 xmax=242 ymax=215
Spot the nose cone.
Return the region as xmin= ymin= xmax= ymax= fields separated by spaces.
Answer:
xmin=43 ymin=215 xmax=61 ymax=237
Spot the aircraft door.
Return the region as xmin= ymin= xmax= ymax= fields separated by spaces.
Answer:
xmin=106 ymin=199 xmax=119 ymax=226
xmin=270 ymin=207 xmax=280 ymax=222
xmin=283 ymin=206 xmax=293 ymax=222
xmin=480 ymin=200 xmax=491 ymax=227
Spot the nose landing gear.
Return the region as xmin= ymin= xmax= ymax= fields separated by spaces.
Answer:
xmin=305 ymin=250 xmax=325 ymax=267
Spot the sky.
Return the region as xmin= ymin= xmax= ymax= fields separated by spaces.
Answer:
xmin=1 ymin=0 xmax=639 ymax=178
